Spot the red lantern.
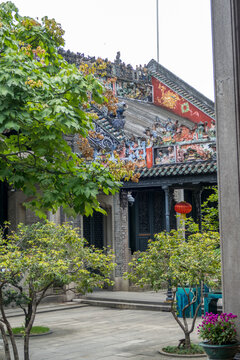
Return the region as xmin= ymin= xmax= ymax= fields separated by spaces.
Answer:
xmin=174 ymin=201 xmax=192 ymax=214
xmin=174 ymin=201 xmax=192 ymax=220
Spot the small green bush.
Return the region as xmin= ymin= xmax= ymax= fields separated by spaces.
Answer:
xmin=11 ymin=326 xmax=50 ymax=335
xmin=162 ymin=344 xmax=204 ymax=355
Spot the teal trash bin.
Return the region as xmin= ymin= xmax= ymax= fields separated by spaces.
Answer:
xmin=176 ymin=287 xmax=202 ymax=318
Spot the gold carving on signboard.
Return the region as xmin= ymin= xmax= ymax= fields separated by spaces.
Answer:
xmin=157 ymin=84 xmax=181 ymax=109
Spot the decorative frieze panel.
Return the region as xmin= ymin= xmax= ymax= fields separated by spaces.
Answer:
xmin=154 ymin=142 xmax=216 ymax=165
xmin=151 ymin=116 xmax=216 ymax=165
xmin=89 ymin=114 xmax=216 ymax=167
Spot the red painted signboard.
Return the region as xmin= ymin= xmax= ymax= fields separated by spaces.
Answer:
xmin=146 ymin=147 xmax=153 ymax=168
xmin=152 ymin=77 xmax=213 ymax=127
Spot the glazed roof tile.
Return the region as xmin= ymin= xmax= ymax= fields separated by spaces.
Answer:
xmin=138 ymin=160 xmax=217 ymax=178
xmin=90 ymin=105 xmax=125 ymax=142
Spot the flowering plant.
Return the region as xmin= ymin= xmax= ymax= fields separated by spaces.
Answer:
xmin=198 ymin=312 xmax=238 ymax=345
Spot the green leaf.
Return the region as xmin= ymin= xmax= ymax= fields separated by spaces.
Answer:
xmin=0 ymin=2 xmax=120 ymax=217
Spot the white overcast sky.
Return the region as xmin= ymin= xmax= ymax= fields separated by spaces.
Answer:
xmin=7 ymin=0 xmax=214 ymax=100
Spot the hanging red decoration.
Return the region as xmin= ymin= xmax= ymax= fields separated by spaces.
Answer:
xmin=174 ymin=201 xmax=192 ymax=214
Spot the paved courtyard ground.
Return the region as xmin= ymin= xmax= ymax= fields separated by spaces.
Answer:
xmin=7 ymin=305 xmax=205 ymax=360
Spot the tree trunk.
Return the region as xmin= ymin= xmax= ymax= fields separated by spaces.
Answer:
xmin=0 ymin=323 xmax=11 ymax=360
xmin=24 ymin=297 xmax=37 ymax=360
xmin=24 ymin=332 xmax=30 ymax=360
xmin=25 ymin=303 xmax=33 ymax=328
xmin=184 ymin=332 xmax=191 ymax=349
xmin=0 ymin=289 xmax=19 ymax=360
xmin=3 ymin=319 xmax=19 ymax=360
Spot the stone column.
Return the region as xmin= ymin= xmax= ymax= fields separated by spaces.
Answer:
xmin=212 ymin=0 xmax=240 ymax=329
xmin=174 ymin=189 xmax=184 ymax=230
xmin=113 ymin=191 xmax=129 ymax=290
xmin=48 ymin=209 xmax=61 ymax=225
xmin=8 ymin=190 xmax=43 ymax=230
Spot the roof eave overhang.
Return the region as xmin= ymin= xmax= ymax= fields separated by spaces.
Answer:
xmin=122 ymin=173 xmax=217 ymax=190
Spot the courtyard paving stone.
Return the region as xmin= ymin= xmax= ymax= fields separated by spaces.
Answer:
xmin=6 ymin=304 xmax=206 ymax=360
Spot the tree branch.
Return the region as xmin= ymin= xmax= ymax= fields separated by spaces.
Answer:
xmin=189 ymin=283 xmax=203 ymax=334
xmin=170 ymin=290 xmax=186 ymax=334
xmin=36 ymin=281 xmax=54 ymax=306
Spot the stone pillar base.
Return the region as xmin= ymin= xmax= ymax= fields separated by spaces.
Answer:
xmin=113 ymin=277 xmax=129 ymax=291
xmin=64 ymin=282 xmax=76 ymax=301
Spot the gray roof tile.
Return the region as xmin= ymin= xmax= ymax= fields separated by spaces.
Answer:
xmin=138 ymin=160 xmax=217 ymax=178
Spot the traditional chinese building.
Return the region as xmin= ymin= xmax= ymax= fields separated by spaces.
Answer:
xmin=122 ymin=60 xmax=216 ymax=255
xmin=71 ymin=55 xmax=217 ymax=289
xmin=2 ymin=52 xmax=217 ymax=291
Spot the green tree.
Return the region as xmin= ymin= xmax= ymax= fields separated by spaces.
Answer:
xmin=125 ymin=227 xmax=221 ymax=349
xmin=0 ymin=222 xmax=115 ymax=360
xmin=0 ymin=1 xmax=122 ymax=218
xmin=202 ymin=186 xmax=219 ymax=231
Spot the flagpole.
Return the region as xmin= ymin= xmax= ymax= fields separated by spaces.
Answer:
xmin=156 ymin=0 xmax=159 ymax=63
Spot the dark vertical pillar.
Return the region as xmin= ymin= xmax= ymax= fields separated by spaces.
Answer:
xmin=163 ymin=185 xmax=173 ymax=300
xmin=193 ymin=188 xmax=203 ymax=231
xmin=163 ymin=186 xmax=170 ymax=232
xmin=169 ymin=188 xmax=176 ymax=230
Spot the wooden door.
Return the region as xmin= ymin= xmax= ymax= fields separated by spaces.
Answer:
xmin=129 ymin=190 xmax=165 ymax=252
xmin=83 ymin=211 xmax=104 ymax=248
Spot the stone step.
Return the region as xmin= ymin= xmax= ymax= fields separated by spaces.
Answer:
xmin=5 ymin=302 xmax=87 ymax=318
xmin=77 ymin=295 xmax=168 ymax=306
xmin=73 ymin=296 xmax=222 ymax=313
xmin=73 ymin=298 xmax=171 ymax=312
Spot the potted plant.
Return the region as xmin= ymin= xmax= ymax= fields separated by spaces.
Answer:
xmin=198 ymin=312 xmax=239 ymax=359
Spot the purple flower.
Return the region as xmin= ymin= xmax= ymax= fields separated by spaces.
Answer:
xmin=198 ymin=312 xmax=237 ymax=345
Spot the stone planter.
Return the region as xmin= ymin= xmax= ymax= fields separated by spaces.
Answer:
xmin=199 ymin=342 xmax=239 ymax=360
